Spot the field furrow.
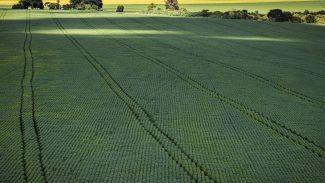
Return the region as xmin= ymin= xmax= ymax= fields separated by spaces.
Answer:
xmin=133 ymin=16 xmax=325 ymax=105
xmin=162 ymin=17 xmax=325 ymax=78
xmin=83 ymin=15 xmax=323 ymax=157
xmin=95 ymin=15 xmax=325 ymax=146
xmin=1 ymin=9 xmax=325 ymax=182
xmin=51 ymin=13 xmax=217 ymax=182
xmin=20 ymin=10 xmax=48 ymax=183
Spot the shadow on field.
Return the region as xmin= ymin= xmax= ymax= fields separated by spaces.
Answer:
xmin=2 ymin=12 xmax=325 ymax=61
xmin=2 ymin=13 xmax=325 ymax=40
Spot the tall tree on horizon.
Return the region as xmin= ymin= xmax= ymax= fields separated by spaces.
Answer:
xmin=70 ymin=0 xmax=102 ymax=9
xmin=17 ymin=0 xmax=44 ymax=9
xmin=165 ymin=0 xmax=179 ymax=10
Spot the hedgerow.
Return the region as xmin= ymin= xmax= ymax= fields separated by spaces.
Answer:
xmin=184 ymin=9 xmax=325 ymax=24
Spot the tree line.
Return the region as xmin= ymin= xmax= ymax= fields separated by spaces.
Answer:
xmin=12 ymin=0 xmax=180 ymax=10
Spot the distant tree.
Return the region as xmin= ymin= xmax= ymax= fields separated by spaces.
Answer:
xmin=267 ymin=9 xmax=283 ymax=21
xmin=70 ymin=0 xmax=82 ymax=8
xmin=147 ymin=3 xmax=156 ymax=11
xmin=12 ymin=0 xmax=44 ymax=9
xmin=165 ymin=0 xmax=179 ymax=10
xmin=70 ymin=0 xmax=102 ymax=9
xmin=267 ymin=9 xmax=293 ymax=22
xmin=305 ymin=14 xmax=316 ymax=23
xmin=116 ymin=5 xmax=124 ymax=12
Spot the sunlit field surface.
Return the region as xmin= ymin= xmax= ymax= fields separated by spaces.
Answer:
xmin=0 ymin=9 xmax=325 ymax=182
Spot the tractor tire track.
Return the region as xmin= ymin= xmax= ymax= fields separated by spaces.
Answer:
xmin=178 ymin=17 xmax=325 ymax=77
xmin=130 ymin=17 xmax=325 ymax=106
xmin=103 ymin=17 xmax=325 ymax=158
xmin=20 ymin=10 xmax=48 ymax=183
xmin=28 ymin=10 xmax=48 ymax=183
xmin=19 ymin=10 xmax=28 ymax=183
xmin=51 ymin=12 xmax=217 ymax=183
xmin=0 ymin=10 xmax=7 ymax=24
xmin=0 ymin=10 xmax=7 ymax=31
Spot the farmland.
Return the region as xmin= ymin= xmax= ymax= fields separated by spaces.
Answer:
xmin=0 ymin=8 xmax=325 ymax=183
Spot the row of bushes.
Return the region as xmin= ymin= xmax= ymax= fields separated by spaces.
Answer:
xmin=13 ymin=0 xmax=103 ymax=10
xmin=45 ymin=3 xmax=123 ymax=11
xmin=187 ymin=9 xmax=325 ymax=24
xmin=12 ymin=0 xmax=44 ymax=9
xmin=45 ymin=3 xmax=98 ymax=10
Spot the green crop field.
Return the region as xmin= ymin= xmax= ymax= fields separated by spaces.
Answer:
xmin=0 ymin=8 xmax=325 ymax=182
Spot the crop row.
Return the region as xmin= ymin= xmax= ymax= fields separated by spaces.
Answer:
xmin=51 ymin=12 xmax=217 ymax=182
xmin=148 ymin=16 xmax=325 ymax=77
xmin=138 ymin=16 xmax=325 ymax=105
xmin=180 ymin=18 xmax=325 ymax=78
xmin=90 ymin=16 xmax=324 ymax=158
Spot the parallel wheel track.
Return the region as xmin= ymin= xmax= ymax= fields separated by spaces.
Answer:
xmin=102 ymin=17 xmax=325 ymax=158
xmin=19 ymin=10 xmax=28 ymax=183
xmin=51 ymin=12 xmax=218 ymax=183
xmin=19 ymin=10 xmax=48 ymax=183
xmin=134 ymin=17 xmax=325 ymax=106
xmin=0 ymin=9 xmax=7 ymax=24
xmin=178 ymin=17 xmax=325 ymax=78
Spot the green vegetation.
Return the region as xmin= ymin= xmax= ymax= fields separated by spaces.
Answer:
xmin=12 ymin=0 xmax=44 ymax=9
xmin=0 ymin=7 xmax=325 ymax=183
xmin=70 ymin=0 xmax=103 ymax=10
xmin=165 ymin=0 xmax=179 ymax=10
xmin=184 ymin=9 xmax=325 ymax=24
xmin=116 ymin=5 xmax=124 ymax=12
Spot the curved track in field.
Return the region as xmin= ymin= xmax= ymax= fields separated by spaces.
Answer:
xmin=19 ymin=10 xmax=28 ymax=183
xmin=177 ymin=17 xmax=325 ymax=76
xmin=133 ymin=17 xmax=325 ymax=106
xmin=51 ymin=12 xmax=218 ymax=183
xmin=0 ymin=9 xmax=7 ymax=25
xmin=92 ymin=16 xmax=324 ymax=158
xmin=19 ymin=10 xmax=48 ymax=183
xmin=28 ymin=11 xmax=48 ymax=183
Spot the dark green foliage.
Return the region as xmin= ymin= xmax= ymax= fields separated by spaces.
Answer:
xmin=70 ymin=0 xmax=81 ymax=7
xmin=185 ymin=8 xmax=323 ymax=24
xmin=70 ymin=0 xmax=102 ymax=9
xmin=316 ymin=10 xmax=325 ymax=15
xmin=62 ymin=4 xmax=73 ymax=10
xmin=147 ymin=3 xmax=157 ymax=11
xmin=267 ymin=9 xmax=285 ymax=22
xmin=165 ymin=0 xmax=179 ymax=10
xmin=48 ymin=3 xmax=60 ymax=9
xmin=303 ymin=10 xmax=310 ymax=15
xmin=12 ymin=0 xmax=44 ymax=9
xmin=211 ymin=11 xmax=223 ymax=18
xmin=282 ymin=11 xmax=293 ymax=21
xmin=291 ymin=14 xmax=304 ymax=23
xmin=189 ymin=9 xmax=249 ymax=19
xmin=305 ymin=14 xmax=316 ymax=23
xmin=267 ymin=9 xmax=293 ymax=22
xmin=198 ymin=9 xmax=211 ymax=17
xmin=116 ymin=5 xmax=124 ymax=12
xmin=224 ymin=10 xmax=249 ymax=19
